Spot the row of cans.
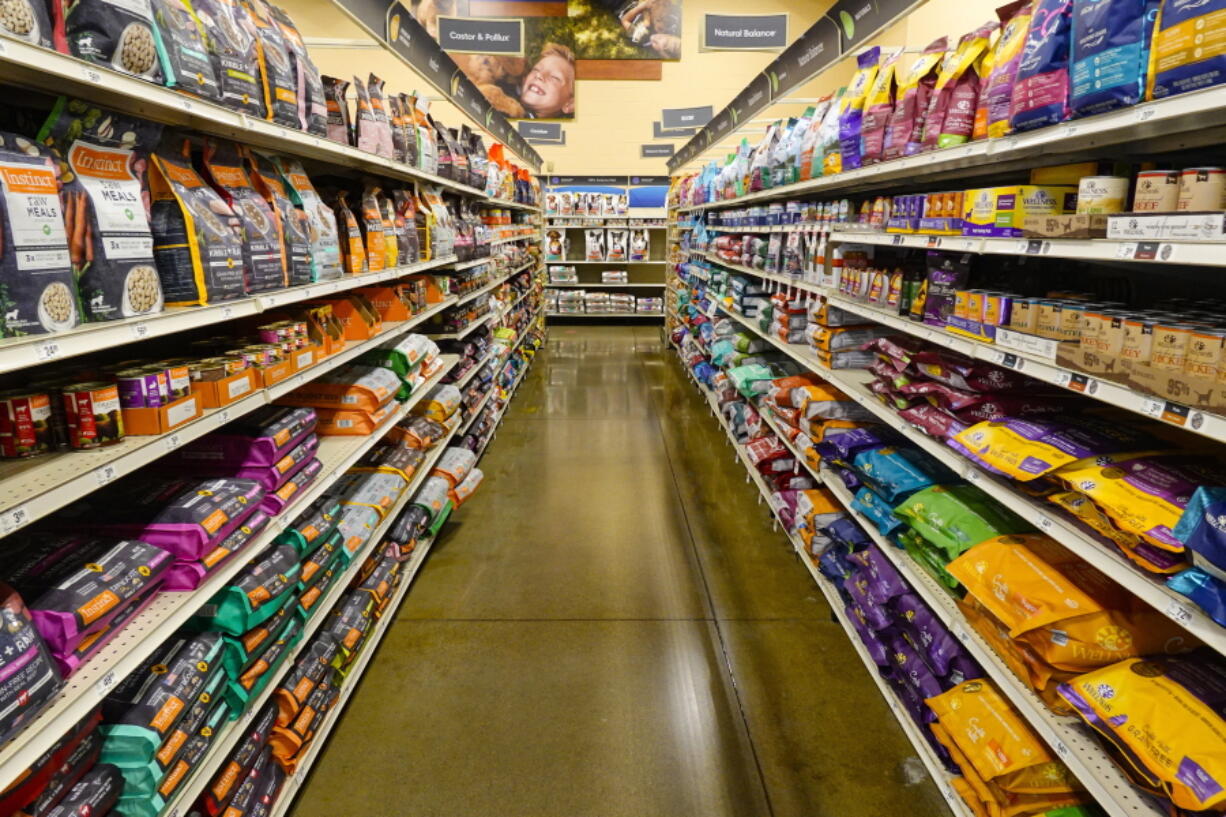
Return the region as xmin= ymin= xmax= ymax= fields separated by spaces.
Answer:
xmin=0 ymin=380 xmax=125 ymax=457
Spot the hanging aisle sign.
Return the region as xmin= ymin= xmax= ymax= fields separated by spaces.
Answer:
xmin=518 ymin=121 xmax=564 ymax=141
xmin=662 ymin=106 xmax=714 ymax=129
xmin=327 ymin=0 xmax=542 ymax=168
xmin=653 ymin=121 xmax=698 ymax=139
xmin=437 ymin=17 xmax=523 ymax=55
xmin=701 ymin=14 xmax=789 ymax=51
xmin=641 ymin=144 xmax=675 ymax=157
xmin=667 ymin=0 xmax=927 ymax=173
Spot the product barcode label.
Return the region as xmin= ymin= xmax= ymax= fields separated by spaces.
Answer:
xmin=80 ymin=66 xmax=103 ymax=83
xmin=130 ymin=322 xmax=149 ymax=339
xmin=1137 ymin=107 xmax=1157 ymax=122
xmin=1053 ymin=739 xmax=1070 ymax=758
xmin=1036 ymin=514 xmax=1054 ymax=532
xmin=163 ymin=432 xmax=182 ymax=452
xmin=1024 ymin=239 xmax=1045 ymax=255
xmin=221 ymin=306 xmax=235 ymax=320
xmin=1115 ymin=242 xmax=1138 ymax=259
xmin=1140 ymin=398 xmax=1164 ymax=418
xmin=94 ymin=464 xmax=118 ymax=486
xmin=94 ymin=669 xmax=117 ymax=698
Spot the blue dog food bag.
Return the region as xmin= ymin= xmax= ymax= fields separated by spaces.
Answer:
xmin=1010 ymin=0 xmax=1074 ymax=130
xmin=1071 ymin=0 xmax=1158 ymax=116
xmin=1148 ymin=0 xmax=1226 ymax=98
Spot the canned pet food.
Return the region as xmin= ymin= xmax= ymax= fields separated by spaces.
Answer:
xmin=965 ymin=290 xmax=987 ymax=323
xmin=0 ymin=391 xmax=53 ymax=458
xmin=954 ymin=290 xmax=972 ymax=319
xmin=1178 ymin=167 xmax=1226 ymax=212
xmin=1009 ymin=298 xmax=1041 ymax=333
xmin=1151 ymin=322 xmax=1197 ymax=371
xmin=160 ymin=364 xmax=190 ymax=400
xmin=1077 ymin=176 xmax=1129 ymax=214
xmin=190 ymin=359 xmax=229 ymax=382
xmin=1058 ymin=302 xmax=1088 ymax=340
xmin=1187 ymin=328 xmax=1226 ymax=380
xmin=225 ymin=349 xmax=256 ymax=368
xmin=116 ymin=368 xmax=164 ymax=409
xmin=983 ymin=293 xmax=1012 ymax=327
xmin=1120 ymin=316 xmax=1156 ymax=369
xmin=1134 ymin=170 xmax=1180 ymax=212
xmin=62 ymin=382 xmax=123 ymax=449
xmin=1036 ymin=300 xmax=1065 ymax=339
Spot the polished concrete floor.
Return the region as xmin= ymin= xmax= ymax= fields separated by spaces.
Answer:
xmin=289 ymin=325 xmax=950 ymax=817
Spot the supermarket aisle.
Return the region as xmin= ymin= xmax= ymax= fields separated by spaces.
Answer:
xmin=288 ymin=325 xmax=948 ymax=817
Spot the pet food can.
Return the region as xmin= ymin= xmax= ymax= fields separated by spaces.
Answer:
xmin=1080 ymin=308 xmax=1113 ymax=353
xmin=159 ymin=364 xmax=191 ymax=400
xmin=1178 ymin=167 xmax=1226 ymax=212
xmin=115 ymin=368 xmax=164 ymax=409
xmin=927 ymin=193 xmax=945 ymax=219
xmin=190 ymin=359 xmax=230 ymax=382
xmin=257 ymin=322 xmax=289 ymax=344
xmin=0 ymin=390 xmax=53 ymax=458
xmin=1077 ymin=176 xmax=1130 ymax=214
xmin=62 ymin=381 xmax=124 ymax=449
xmin=138 ymin=366 xmax=170 ymax=403
xmin=1120 ymin=316 xmax=1156 ymax=369
xmin=1187 ymin=328 xmax=1226 ymax=380
xmin=954 ymin=290 xmax=973 ymax=319
xmin=1010 ymin=298 xmax=1041 ymax=332
xmin=1151 ymin=321 xmax=1197 ymax=371
xmin=1036 ymin=300 xmax=1065 ymax=338
xmin=965 ymin=290 xmax=988 ymax=323
xmin=225 ymin=349 xmax=256 ymax=368
xmin=983 ymin=293 xmax=1013 ymax=327
xmin=1134 ymin=170 xmax=1181 ymax=212
xmin=1058 ymin=302 xmax=1089 ymax=340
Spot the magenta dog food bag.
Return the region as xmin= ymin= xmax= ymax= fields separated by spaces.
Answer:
xmin=173 ymin=406 xmax=317 ymax=470
xmin=54 ymin=593 xmax=159 ymax=678
xmin=198 ymin=433 xmax=320 ymax=493
xmin=260 ymin=456 xmax=323 ymax=516
xmin=0 ymin=583 xmax=62 ymax=744
xmin=165 ymin=508 xmax=272 ymax=591
xmin=1010 ymin=0 xmax=1074 ymax=131
xmin=6 ymin=533 xmax=173 ymax=657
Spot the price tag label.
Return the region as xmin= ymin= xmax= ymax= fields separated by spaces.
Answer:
xmin=926 ymin=235 xmax=941 ymax=249
xmin=299 ymin=287 xmax=312 ymax=300
xmin=218 ymin=409 xmax=232 ymax=425
xmin=264 ymin=294 xmax=278 ymax=307
xmin=163 ymin=432 xmax=183 ymax=452
xmin=965 ymin=467 xmax=981 ymax=484
xmin=31 ymin=339 xmax=62 ymax=364
xmin=1063 ymin=123 xmax=1080 ymax=138
xmin=891 ymin=235 xmax=903 ymax=246
xmin=1024 ymin=239 xmax=1046 ymax=255
xmin=94 ymin=669 xmax=117 ymax=698
xmin=1134 ymin=241 xmax=1161 ymax=261
xmin=953 ymin=626 xmax=971 ymax=644
xmin=1067 ymin=373 xmax=1091 ymax=393
xmin=1160 ymin=401 xmax=1191 ymax=426
xmin=80 ymin=66 xmax=103 ymax=83
xmin=1115 ymin=242 xmax=1138 ymax=259
xmin=1037 ymin=514 xmax=1054 ymax=532
xmin=221 ymin=305 xmax=235 ymax=320
xmin=1053 ymin=739 xmax=1070 ymax=759
xmin=1054 ymin=372 xmax=1072 ymax=388
xmin=1137 ymin=106 xmax=1158 ymax=122
xmin=1166 ymin=599 xmax=1194 ymax=626
xmin=129 ymin=322 xmax=149 ymax=340
xmin=179 ymin=98 xmax=193 ymax=113
xmin=94 ymin=463 xmax=119 ymax=486
xmin=1141 ymin=398 xmax=1164 ymax=418
xmin=0 ymin=504 xmax=30 ymax=535
xmin=0 ymin=38 xmax=8 ymax=54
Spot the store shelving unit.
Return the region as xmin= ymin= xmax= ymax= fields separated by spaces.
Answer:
xmin=0 ymin=353 xmax=457 ymax=788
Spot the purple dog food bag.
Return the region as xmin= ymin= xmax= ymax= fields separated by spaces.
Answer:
xmin=53 ymin=591 xmax=160 ymax=677
xmin=888 ymin=633 xmax=945 ymax=699
xmin=5 ymin=533 xmax=173 ymax=657
xmin=849 ymin=544 xmax=910 ymax=605
xmin=893 ymin=593 xmax=962 ymax=676
xmin=846 ymin=603 xmax=892 ymax=667
xmin=1010 ymin=0 xmax=1073 ymax=131
xmin=164 ymin=509 xmax=272 ymax=591
xmin=171 ymin=406 xmax=317 ymax=470
xmin=259 ymin=456 xmax=323 ymax=516
xmin=844 ymin=571 xmax=893 ymax=631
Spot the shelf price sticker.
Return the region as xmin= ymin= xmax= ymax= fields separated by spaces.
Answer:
xmin=163 ymin=432 xmax=183 ymax=452
xmin=1134 ymin=241 xmax=1161 ymax=261
xmin=34 ymin=339 xmax=61 ymax=362
xmin=1137 ymin=106 xmax=1158 ymax=123
xmin=1115 ymin=242 xmax=1138 ymax=259
xmin=129 ymin=322 xmax=150 ymax=340
xmin=80 ymin=66 xmax=103 ymax=83
xmin=1052 ymin=739 xmax=1070 ymax=759
xmin=0 ymin=504 xmax=30 ymax=535
xmin=1036 ymin=514 xmax=1055 ymax=532
xmin=94 ymin=669 xmax=118 ymax=698
xmin=94 ymin=463 xmax=119 ymax=486
xmin=1166 ymin=599 xmax=1195 ymax=626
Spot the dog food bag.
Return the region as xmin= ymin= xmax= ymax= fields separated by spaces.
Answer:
xmin=351 ymin=77 xmax=388 ymax=159
xmin=38 ymin=99 xmax=165 ymax=324
xmin=174 ymin=405 xmax=316 ymax=470
xmin=583 ymin=228 xmax=605 ymax=261
xmin=273 ymin=496 xmax=341 ymax=559
xmin=267 ymin=1 xmax=326 ymax=135
xmin=207 ymin=430 xmax=318 ymax=493
xmin=894 ymin=484 xmax=1032 ymax=560
xmin=334 ymin=505 xmax=379 ymax=563
xmin=245 ymin=150 xmax=312 ymax=286
xmin=202 ymin=139 xmax=286 ymax=292
xmin=274 ymin=157 xmax=343 ymax=281
xmin=366 ymin=74 xmax=396 ymax=156
xmin=272 ymin=633 xmax=338 ymax=726
xmin=148 ymin=141 xmax=246 ymax=306
xmin=334 ymin=470 xmax=407 ymax=518
xmin=606 ymin=229 xmax=628 ymax=262
xmin=414 ymin=384 xmax=462 ymax=423
xmin=327 ymin=591 xmax=375 ymax=662
xmin=5 ymin=533 xmax=173 ymax=656
xmin=322 ymin=75 xmax=351 ymax=145
xmin=297 ymin=529 xmax=341 ymax=590
xmin=101 ymin=631 xmax=223 ymax=762
xmin=62 ymin=0 xmax=162 ymax=82
xmin=279 ymin=364 xmax=400 ymax=414
xmin=954 ymin=413 xmax=1162 ymax=481
xmin=1059 ymin=653 xmax=1226 ymax=811
xmin=1010 ymin=0 xmax=1073 ymax=131
xmin=412 ymin=476 xmax=452 ymax=525
xmin=1070 ymin=0 xmax=1155 ymax=116
xmin=98 ymin=475 xmax=265 ymax=561
xmin=257 ymin=453 xmax=320 ymax=514
xmin=356 ymin=185 xmax=386 ymax=273
xmin=1148 ymin=0 xmax=1226 ymax=99
xmin=851 ymin=445 xmax=959 ymax=503
xmin=983 ymin=1 xmax=1034 ymax=137
xmin=431 ymin=446 xmax=476 ymax=488
xmin=230 ymin=608 xmax=302 ymax=709
xmin=0 ymin=132 xmax=80 ymax=338
xmin=164 ymin=507 xmax=271 ymax=591
xmin=922 ymin=24 xmax=995 ymax=150
xmin=838 ymin=47 xmax=881 ymax=171
xmin=0 ymin=583 xmax=62 ymax=744
xmin=450 ymin=467 xmax=482 ymax=507
xmin=199 ymin=543 xmax=300 ymax=636
xmin=328 ymin=189 xmax=366 ymax=275
xmin=25 ymin=729 xmax=103 ymax=816
xmin=192 ymin=0 xmax=266 ymax=117
xmin=385 ymin=94 xmax=408 ymax=164
xmin=156 ymin=696 xmax=230 ymax=800
xmin=817 ymin=87 xmax=845 ymax=175
xmin=200 ymin=704 xmax=275 ymax=816
xmin=150 ymin=0 xmax=222 ymax=101
xmin=242 ymin=0 xmax=298 ymax=128
xmin=41 ymin=762 xmax=122 ymax=817
xmin=861 ymin=49 xmax=903 ymax=164
xmin=0 ymin=0 xmax=51 ymax=45
xmin=146 ymin=666 xmax=225 ymax=779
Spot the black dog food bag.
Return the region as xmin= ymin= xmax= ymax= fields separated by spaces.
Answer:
xmin=41 ymin=762 xmax=123 ymax=817
xmin=152 ymin=0 xmax=223 ymax=101
xmin=191 ymin=0 xmax=266 ymax=117
xmin=63 ymin=0 xmax=163 ymax=83
xmin=0 ymin=582 xmax=63 ymax=744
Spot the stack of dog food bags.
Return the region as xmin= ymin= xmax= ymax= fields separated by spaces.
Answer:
xmin=0 ymin=709 xmax=120 ymax=816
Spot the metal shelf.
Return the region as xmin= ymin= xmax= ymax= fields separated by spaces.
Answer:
xmin=152 ymin=361 xmax=459 ymax=817
xmin=0 ymin=355 xmax=458 ymax=793
xmin=488 ymin=200 xmax=542 ymax=213
xmin=0 ymin=256 xmax=459 ymax=376
xmin=546 ymin=312 xmax=663 ymax=319
xmin=451 ymin=350 xmax=496 ymax=391
xmin=548 ymin=260 xmax=668 ymax=265
xmin=489 ymin=232 xmax=539 ymax=246
xmin=0 ymin=299 xmax=458 ymax=538
xmin=545 ymin=282 xmax=665 ymax=288
xmin=673 ymin=82 xmax=1226 ymax=213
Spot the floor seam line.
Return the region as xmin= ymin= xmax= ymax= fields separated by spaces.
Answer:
xmin=639 ymin=334 xmax=778 ymax=817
